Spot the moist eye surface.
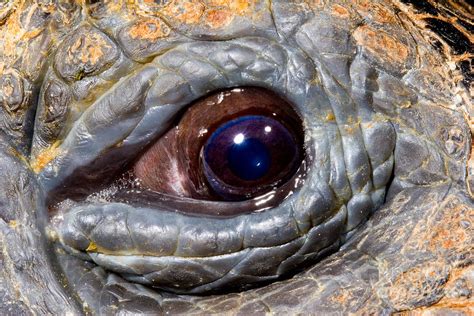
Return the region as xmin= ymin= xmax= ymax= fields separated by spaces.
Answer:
xmin=133 ymin=87 xmax=304 ymax=201
xmin=202 ymin=114 xmax=300 ymax=199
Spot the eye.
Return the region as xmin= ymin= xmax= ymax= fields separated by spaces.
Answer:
xmin=203 ymin=114 xmax=300 ymax=199
xmin=39 ymin=35 xmax=397 ymax=296
xmin=133 ymin=87 xmax=304 ymax=202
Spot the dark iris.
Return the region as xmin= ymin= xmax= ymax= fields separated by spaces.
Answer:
xmin=202 ymin=115 xmax=300 ymax=200
xmin=228 ymin=137 xmax=270 ymax=181
xmin=132 ymin=87 xmax=304 ymax=205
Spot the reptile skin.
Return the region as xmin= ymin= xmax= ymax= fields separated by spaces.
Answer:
xmin=0 ymin=0 xmax=472 ymax=314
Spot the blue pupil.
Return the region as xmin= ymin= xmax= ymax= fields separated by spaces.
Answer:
xmin=227 ymin=137 xmax=271 ymax=181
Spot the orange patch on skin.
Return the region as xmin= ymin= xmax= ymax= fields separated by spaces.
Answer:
xmin=428 ymin=202 xmax=471 ymax=252
xmin=207 ymin=0 xmax=228 ymax=6
xmin=409 ymin=299 xmax=474 ymax=313
xmin=388 ymin=263 xmax=448 ymax=308
xmin=372 ymin=7 xmax=396 ymax=24
xmin=355 ymin=0 xmax=396 ymax=24
xmin=229 ymin=0 xmax=251 ymax=15
xmin=330 ymin=291 xmax=349 ymax=305
xmin=87 ymin=46 xmax=103 ymax=65
xmin=353 ymin=25 xmax=409 ymax=65
xmin=162 ymin=0 xmax=205 ymax=25
xmin=205 ymin=9 xmax=234 ymax=28
xmin=68 ymin=33 xmax=108 ymax=66
xmin=305 ymin=0 xmax=325 ymax=10
xmin=408 ymin=265 xmax=474 ymax=313
xmin=128 ymin=18 xmax=171 ymax=40
xmin=206 ymin=0 xmax=251 ymax=15
xmin=155 ymin=0 xmax=255 ymax=26
xmin=31 ymin=142 xmax=61 ymax=173
xmin=331 ymin=4 xmax=350 ymax=18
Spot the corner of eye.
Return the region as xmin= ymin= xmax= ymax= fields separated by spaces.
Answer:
xmin=30 ymin=141 xmax=62 ymax=174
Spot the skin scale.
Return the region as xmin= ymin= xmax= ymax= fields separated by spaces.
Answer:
xmin=0 ymin=0 xmax=472 ymax=314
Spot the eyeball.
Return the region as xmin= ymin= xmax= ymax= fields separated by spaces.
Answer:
xmin=133 ymin=87 xmax=305 ymax=203
xmin=202 ymin=115 xmax=301 ymax=200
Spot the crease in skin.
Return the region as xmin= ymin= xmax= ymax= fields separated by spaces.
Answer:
xmin=0 ymin=0 xmax=472 ymax=314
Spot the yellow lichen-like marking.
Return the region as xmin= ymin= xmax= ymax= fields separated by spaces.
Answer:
xmin=22 ymin=27 xmax=43 ymax=41
xmin=325 ymin=112 xmax=336 ymax=122
xmin=1 ymin=3 xmax=24 ymax=60
xmin=86 ymin=242 xmax=98 ymax=252
xmin=31 ymin=141 xmax=61 ymax=173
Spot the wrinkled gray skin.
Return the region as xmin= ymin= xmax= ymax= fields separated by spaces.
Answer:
xmin=0 ymin=1 xmax=473 ymax=315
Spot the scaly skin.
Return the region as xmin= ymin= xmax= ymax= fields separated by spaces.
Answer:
xmin=0 ymin=0 xmax=473 ymax=314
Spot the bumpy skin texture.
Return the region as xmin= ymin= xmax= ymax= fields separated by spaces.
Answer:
xmin=0 ymin=0 xmax=473 ymax=315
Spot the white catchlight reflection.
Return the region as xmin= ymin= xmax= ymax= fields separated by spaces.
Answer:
xmin=233 ymin=133 xmax=245 ymax=144
xmin=264 ymin=126 xmax=272 ymax=133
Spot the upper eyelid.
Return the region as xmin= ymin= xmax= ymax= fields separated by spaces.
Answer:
xmin=35 ymin=38 xmax=316 ymax=195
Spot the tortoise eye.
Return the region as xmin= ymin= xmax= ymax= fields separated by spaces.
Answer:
xmin=202 ymin=114 xmax=301 ymax=200
xmin=133 ymin=87 xmax=305 ymax=201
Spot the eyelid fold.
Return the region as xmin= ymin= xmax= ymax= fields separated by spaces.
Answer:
xmin=55 ymin=199 xmax=348 ymax=293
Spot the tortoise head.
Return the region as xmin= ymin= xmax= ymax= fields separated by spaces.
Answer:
xmin=0 ymin=1 xmax=472 ymax=314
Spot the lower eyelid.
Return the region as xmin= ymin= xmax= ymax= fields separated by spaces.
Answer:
xmin=54 ymin=197 xmax=348 ymax=293
xmin=58 ymin=198 xmax=302 ymax=258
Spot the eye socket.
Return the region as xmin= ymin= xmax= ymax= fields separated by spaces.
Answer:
xmin=133 ymin=87 xmax=305 ymax=202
